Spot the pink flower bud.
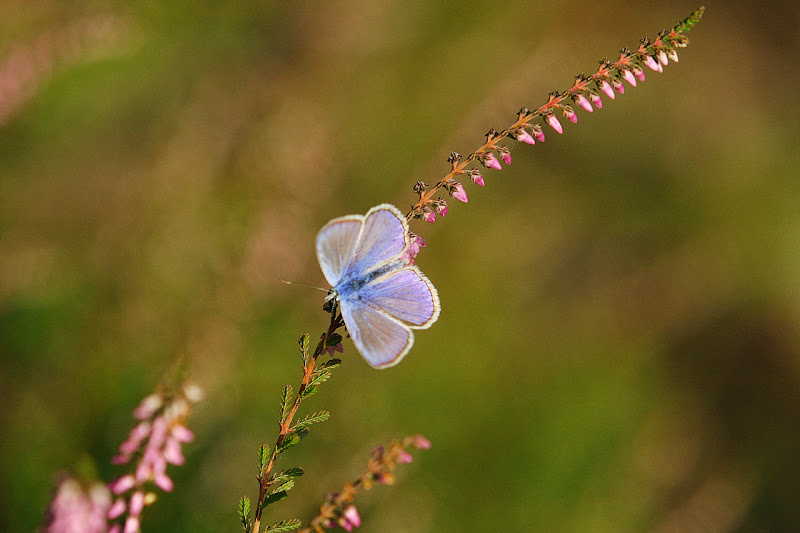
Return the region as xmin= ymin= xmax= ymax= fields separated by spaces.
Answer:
xmin=643 ymin=55 xmax=661 ymax=72
xmin=170 ymin=424 xmax=195 ymax=443
xmin=108 ymin=498 xmax=127 ymax=519
xmin=532 ymin=124 xmax=545 ymax=143
xmin=514 ymin=128 xmax=535 ymax=145
xmin=407 ymin=234 xmax=426 ymax=258
xmin=411 ymin=434 xmax=432 ymax=449
xmin=183 ymin=384 xmax=205 ymax=403
xmin=397 ymin=450 xmax=414 ymax=463
xmin=574 ymin=94 xmax=593 ymax=113
xmin=633 ymin=65 xmax=646 ymax=82
xmin=339 ymin=517 xmax=354 ymax=532
xmin=129 ymin=491 xmax=145 ymax=517
xmin=153 ymin=471 xmax=174 ymax=492
xmin=667 ymin=49 xmax=679 ymax=62
xmin=435 ymin=203 xmax=448 ymax=217
xmin=109 ymin=525 xmax=122 ymax=533
xmin=500 ymin=151 xmax=512 ymax=165
xmin=421 ymin=211 xmax=436 ymax=223
xmin=343 ymin=505 xmax=362 ymax=528
xmin=470 ymin=170 xmax=485 ymax=187
xmin=109 ymin=475 xmax=136 ymax=495
xmin=133 ymin=395 xmax=162 ymax=420
xmin=563 ymin=107 xmax=577 ymax=124
xmin=598 ymin=80 xmax=615 ymax=100
xmin=545 ymin=114 xmax=562 ymax=134
xmin=621 ymin=69 xmax=637 ymax=87
xmin=450 ymin=183 xmax=468 ymax=203
xmin=657 ymin=49 xmax=669 ymax=66
xmin=612 ymin=79 xmax=624 ymax=94
xmin=123 ymin=516 xmax=140 ymax=533
xmin=589 ymin=93 xmax=603 ymax=109
xmin=481 ymin=153 xmax=502 ymax=170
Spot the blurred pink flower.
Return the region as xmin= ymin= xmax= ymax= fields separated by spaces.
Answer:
xmin=42 ymin=477 xmax=110 ymax=533
xmin=574 ymin=94 xmax=593 ymax=112
xmin=481 ymin=153 xmax=502 ymax=170
xmin=450 ymin=183 xmax=468 ymax=203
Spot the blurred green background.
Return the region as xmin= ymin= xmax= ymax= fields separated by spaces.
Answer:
xmin=2 ymin=1 xmax=799 ymax=531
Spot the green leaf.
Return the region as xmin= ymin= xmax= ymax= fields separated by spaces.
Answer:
xmin=291 ymin=410 xmax=330 ymax=431
xmin=298 ymin=385 xmax=318 ymax=399
xmin=274 ymin=479 xmax=295 ymax=494
xmin=238 ymin=496 xmax=251 ymax=532
xmin=307 ymin=370 xmax=331 ymax=390
xmin=298 ymin=332 xmax=310 ymax=357
xmin=319 ymin=357 xmax=342 ymax=370
xmin=276 ymin=428 xmax=309 ymax=454
xmin=279 ymin=384 xmax=293 ymax=423
xmin=263 ymin=489 xmax=288 ymax=507
xmin=264 ymin=519 xmax=302 ymax=533
xmin=257 ymin=444 xmax=270 ymax=474
xmin=271 ymin=467 xmax=305 ymax=486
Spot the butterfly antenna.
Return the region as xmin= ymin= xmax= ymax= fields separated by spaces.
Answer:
xmin=279 ymin=279 xmax=328 ymax=292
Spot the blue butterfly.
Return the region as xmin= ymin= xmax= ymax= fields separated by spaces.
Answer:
xmin=316 ymin=204 xmax=440 ymax=368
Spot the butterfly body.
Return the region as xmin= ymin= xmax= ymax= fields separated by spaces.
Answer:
xmin=316 ymin=204 xmax=440 ymax=368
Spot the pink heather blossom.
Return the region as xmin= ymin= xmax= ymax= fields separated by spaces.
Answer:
xmin=153 ymin=470 xmax=174 ymax=492
xmin=109 ymin=475 xmax=135 ymax=495
xmin=411 ymin=434 xmax=432 ymax=449
xmin=643 ymin=55 xmax=661 ymax=72
xmin=545 ymin=114 xmax=563 ymax=134
xmin=564 ymin=107 xmax=577 ymax=124
xmin=589 ymin=93 xmax=603 ymax=109
xmin=574 ymin=94 xmax=593 ymax=112
xmin=450 ymin=183 xmax=468 ymax=203
xmin=343 ymin=506 xmax=362 ymax=528
xmin=170 ymin=424 xmax=195 ymax=443
xmin=421 ymin=210 xmax=436 ymax=223
xmin=532 ymin=125 xmax=545 ymax=143
xmin=108 ymin=499 xmax=126 ymax=520
xmin=109 ymin=525 xmax=122 ymax=533
xmin=123 ymin=516 xmax=140 ymax=533
xmin=621 ymin=69 xmax=637 ymax=87
xmin=324 ymin=342 xmax=343 ymax=357
xmin=667 ymin=49 xmax=679 ymax=63
xmin=407 ymin=234 xmax=426 ymax=258
xmin=481 ymin=152 xmax=502 ymax=170
xmin=43 ymin=477 xmax=111 ymax=533
xmin=397 ymin=450 xmax=414 ymax=463
xmin=657 ymin=49 xmax=669 ymax=66
xmin=128 ymin=491 xmax=145 ymax=517
xmin=471 ymin=170 xmax=485 ymax=187
xmin=633 ymin=65 xmax=646 ymax=82
xmin=598 ymin=80 xmax=615 ymax=100
xmin=133 ymin=395 xmax=161 ymax=420
xmin=612 ymin=79 xmax=624 ymax=94
xmin=339 ymin=518 xmax=354 ymax=532
xmin=435 ymin=203 xmax=448 ymax=217
xmin=515 ymin=129 xmax=536 ymax=144
xmin=500 ymin=150 xmax=512 ymax=165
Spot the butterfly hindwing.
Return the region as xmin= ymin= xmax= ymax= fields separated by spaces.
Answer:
xmin=339 ymin=296 xmax=414 ymax=368
xmin=359 ymin=266 xmax=440 ymax=328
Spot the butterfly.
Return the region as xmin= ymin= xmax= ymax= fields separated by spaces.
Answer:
xmin=316 ymin=203 xmax=440 ymax=368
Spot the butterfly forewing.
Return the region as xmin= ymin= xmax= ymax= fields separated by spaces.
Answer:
xmin=315 ymin=217 xmax=363 ymax=287
xmin=347 ymin=204 xmax=408 ymax=278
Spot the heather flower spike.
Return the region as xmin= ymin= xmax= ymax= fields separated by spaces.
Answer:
xmin=239 ymin=8 xmax=704 ymax=533
xmin=106 ymin=384 xmax=202 ymax=533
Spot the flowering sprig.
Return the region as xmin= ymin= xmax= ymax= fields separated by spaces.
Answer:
xmin=405 ymin=6 xmax=705 ymax=227
xmin=240 ymin=322 xmax=345 ymax=533
xmin=106 ymin=383 xmax=204 ymax=533
xmin=299 ymin=435 xmax=431 ymax=533
xmin=41 ymin=476 xmax=111 ymax=533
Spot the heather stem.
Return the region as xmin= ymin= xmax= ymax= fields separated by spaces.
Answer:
xmin=252 ymin=311 xmax=344 ymax=533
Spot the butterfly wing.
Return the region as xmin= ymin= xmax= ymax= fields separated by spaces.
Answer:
xmin=316 ymin=216 xmax=364 ymax=287
xmin=339 ymin=296 xmax=414 ymax=368
xmin=347 ymin=204 xmax=409 ymax=277
xmin=360 ymin=266 xmax=440 ymax=328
